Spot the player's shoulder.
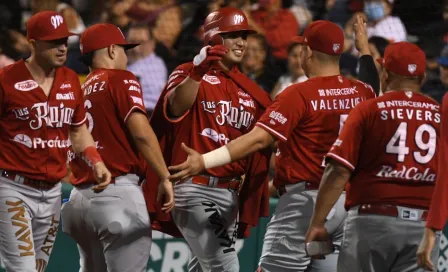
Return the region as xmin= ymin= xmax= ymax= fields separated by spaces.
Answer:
xmin=0 ymin=60 xmax=26 ymax=81
xmin=107 ymin=69 xmax=138 ymax=81
xmin=169 ymin=62 xmax=193 ymax=78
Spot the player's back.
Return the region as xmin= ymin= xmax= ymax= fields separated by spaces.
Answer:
xmin=263 ymin=75 xmax=376 ymax=187
xmin=334 ymin=91 xmax=440 ymax=209
xmin=70 ymin=69 xmax=147 ymax=185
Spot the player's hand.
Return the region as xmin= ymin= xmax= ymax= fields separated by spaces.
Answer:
xmin=417 ymin=227 xmax=437 ymax=271
xmin=92 ymin=162 xmax=111 ymax=192
xmin=305 ymin=224 xmax=330 ymax=260
xmin=353 ymin=14 xmax=370 ymax=56
xmin=157 ymin=179 xmax=175 ymax=213
xmin=168 ymin=143 xmax=205 ymax=182
xmin=191 ymin=45 xmax=229 ymax=81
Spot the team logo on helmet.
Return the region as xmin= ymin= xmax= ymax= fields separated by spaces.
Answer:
xmin=408 ymin=64 xmax=417 ymax=74
xmin=234 ymin=14 xmax=244 ymax=25
xmin=50 ymin=15 xmax=64 ymax=29
xmin=333 ymin=43 xmax=340 ymax=53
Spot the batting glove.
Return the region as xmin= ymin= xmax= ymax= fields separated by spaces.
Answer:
xmin=190 ymin=45 xmax=229 ymax=82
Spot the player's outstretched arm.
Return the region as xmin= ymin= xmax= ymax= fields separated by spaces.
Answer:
xmin=353 ymin=14 xmax=380 ymax=95
xmin=127 ymin=112 xmax=174 ymax=212
xmin=305 ymin=160 xmax=351 ymax=257
xmin=167 ymin=45 xmax=228 ymax=117
xmin=169 ymin=126 xmax=275 ymax=181
xmin=69 ymin=124 xmax=112 ymax=191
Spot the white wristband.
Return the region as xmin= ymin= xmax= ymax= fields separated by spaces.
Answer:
xmin=202 ymin=146 xmax=232 ymax=169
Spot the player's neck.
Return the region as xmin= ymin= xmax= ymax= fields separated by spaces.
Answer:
xmin=218 ymin=60 xmax=233 ymax=72
xmin=388 ymin=84 xmax=421 ymax=93
xmin=309 ymin=67 xmax=340 ymax=78
xmin=25 ymin=56 xmax=55 ymax=82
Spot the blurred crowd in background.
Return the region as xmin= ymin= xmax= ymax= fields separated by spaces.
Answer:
xmin=0 ymin=0 xmax=447 ymax=121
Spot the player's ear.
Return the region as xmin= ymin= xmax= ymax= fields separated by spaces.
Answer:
xmin=29 ymin=39 xmax=37 ymax=51
xmin=107 ymin=44 xmax=116 ymax=60
xmin=419 ymin=73 xmax=426 ymax=86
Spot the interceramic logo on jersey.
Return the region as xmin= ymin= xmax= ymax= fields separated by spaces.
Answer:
xmin=14 ymin=80 xmax=38 ymax=91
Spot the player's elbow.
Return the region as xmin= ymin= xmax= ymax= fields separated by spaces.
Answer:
xmin=251 ymin=128 xmax=275 ymax=152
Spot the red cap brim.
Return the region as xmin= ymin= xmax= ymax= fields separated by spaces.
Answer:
xmin=291 ymin=36 xmax=307 ymax=45
xmin=35 ymin=32 xmax=78 ymax=41
xmin=121 ymin=43 xmax=140 ymax=50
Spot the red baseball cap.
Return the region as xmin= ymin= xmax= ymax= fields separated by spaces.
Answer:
xmin=27 ymin=11 xmax=76 ymax=41
xmin=80 ymin=24 xmax=139 ymax=55
xmin=377 ymin=42 xmax=426 ymax=77
xmin=294 ymin=20 xmax=344 ymax=55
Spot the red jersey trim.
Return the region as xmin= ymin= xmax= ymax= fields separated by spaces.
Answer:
xmin=326 ymin=152 xmax=355 ymax=171
xmin=162 ymin=89 xmax=190 ymax=123
xmin=256 ymin=122 xmax=287 ymax=142
xmin=71 ymin=116 xmax=87 ymax=127
xmin=124 ymin=105 xmax=147 ymax=123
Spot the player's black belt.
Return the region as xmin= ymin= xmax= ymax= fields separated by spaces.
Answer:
xmin=181 ymin=175 xmax=242 ymax=192
xmin=0 ymin=170 xmax=57 ymax=190
xmin=358 ymin=204 xmax=428 ymax=221
xmin=277 ymin=182 xmax=319 ymax=197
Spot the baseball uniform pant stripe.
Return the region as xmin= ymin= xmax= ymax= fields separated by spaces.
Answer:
xmin=0 ymin=177 xmax=61 ymax=272
xmin=172 ymin=181 xmax=239 ymax=272
xmin=258 ymin=182 xmax=346 ymax=272
xmin=61 ymin=174 xmax=151 ymax=272
xmin=338 ymin=206 xmax=441 ymax=272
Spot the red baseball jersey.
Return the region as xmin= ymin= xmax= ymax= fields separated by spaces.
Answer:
xmin=164 ymin=63 xmax=260 ymax=178
xmin=0 ymin=60 xmax=86 ymax=182
xmin=69 ymin=69 xmax=147 ymax=185
xmin=427 ymin=93 xmax=448 ymax=230
xmin=256 ymin=75 xmax=376 ymax=187
xmin=327 ymin=91 xmax=440 ymax=210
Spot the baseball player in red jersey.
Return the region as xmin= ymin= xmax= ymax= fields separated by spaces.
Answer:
xmin=170 ymin=20 xmax=377 ymax=272
xmin=0 ymin=11 xmax=111 ymax=272
xmin=60 ymin=24 xmax=174 ymax=272
xmin=417 ymin=92 xmax=448 ymax=270
xmin=143 ymin=7 xmax=272 ymax=272
xmin=306 ymin=42 xmax=441 ymax=271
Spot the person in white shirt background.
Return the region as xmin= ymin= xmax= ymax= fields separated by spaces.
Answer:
xmin=126 ymin=23 xmax=168 ymax=117
xmin=270 ymin=37 xmax=308 ymax=99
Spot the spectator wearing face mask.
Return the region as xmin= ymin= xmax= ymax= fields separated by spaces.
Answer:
xmin=363 ymin=0 xmax=407 ymax=43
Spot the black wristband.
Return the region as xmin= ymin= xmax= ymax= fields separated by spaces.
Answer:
xmin=358 ymin=55 xmax=380 ymax=96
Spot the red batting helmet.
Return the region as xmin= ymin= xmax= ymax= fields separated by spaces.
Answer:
xmin=203 ymin=7 xmax=255 ymax=46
